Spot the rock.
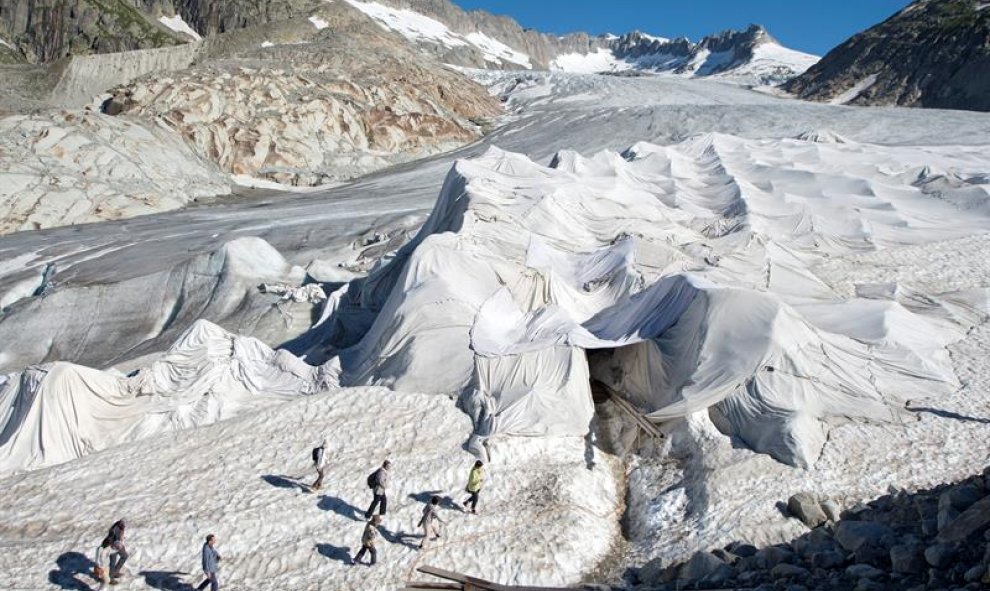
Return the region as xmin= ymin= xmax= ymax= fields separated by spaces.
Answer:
xmin=789 ymin=493 xmax=828 ymax=528
xmin=821 ymin=499 xmax=842 ymax=523
xmin=937 ymin=496 xmax=990 ymax=544
xmin=938 ymin=486 xmax=985 ymax=531
xmin=854 ymin=579 xmax=885 ymax=591
xmin=810 ymin=551 xmax=846 ymax=569
xmin=729 ymin=542 xmax=759 ymax=558
xmin=854 ymin=542 xmax=890 ymax=567
xmin=754 ymin=546 xmax=796 ymax=569
xmin=711 ymin=548 xmax=739 ymax=565
xmin=925 ymin=543 xmax=957 ymax=568
xmin=637 ymin=556 xmax=669 ymax=586
xmin=964 ymin=564 xmax=986 ymax=583
xmin=890 ymin=543 xmax=925 ymax=574
xmin=835 ymin=521 xmax=894 ymax=552
xmin=678 ymin=551 xmax=727 ymax=582
xmin=846 ymin=564 xmax=885 ymax=579
xmin=786 ymin=585 xmax=809 ymax=591
xmin=0 ymin=112 xmax=232 ymax=234
xmin=770 ymin=564 xmax=810 ymax=579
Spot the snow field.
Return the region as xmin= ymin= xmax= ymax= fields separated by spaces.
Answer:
xmin=158 ymin=15 xmax=202 ymax=42
xmin=0 ymin=387 xmax=621 ymax=590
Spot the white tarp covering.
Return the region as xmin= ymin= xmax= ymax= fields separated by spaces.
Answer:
xmin=336 ymin=137 xmax=985 ymax=467
xmin=0 ymin=320 xmax=335 ymax=475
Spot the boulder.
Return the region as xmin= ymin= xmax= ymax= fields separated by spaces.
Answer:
xmin=678 ymin=551 xmax=727 ymax=583
xmin=729 ymin=542 xmax=759 ymax=558
xmin=890 ymin=543 xmax=925 ymax=574
xmin=846 ymin=564 xmax=885 ymax=579
xmin=821 ymin=499 xmax=842 ymax=523
xmin=754 ymin=546 xmax=796 ymax=569
xmin=789 ymin=493 xmax=828 ymax=528
xmin=810 ymin=550 xmax=847 ymax=569
xmin=835 ymin=521 xmax=894 ymax=552
xmin=711 ymin=548 xmax=739 ymax=565
xmin=938 ymin=486 xmax=984 ymax=531
xmin=770 ymin=564 xmax=810 ymax=579
xmin=637 ymin=556 xmax=670 ymax=586
xmin=854 ymin=579 xmax=885 ymax=591
xmin=964 ymin=564 xmax=986 ymax=583
xmin=924 ymin=543 xmax=957 ymax=568
xmin=937 ymin=496 xmax=990 ymax=544
xmin=854 ymin=542 xmax=890 ymax=567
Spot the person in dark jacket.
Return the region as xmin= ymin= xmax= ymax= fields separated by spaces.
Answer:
xmin=353 ymin=515 xmax=381 ymax=566
xmin=417 ymin=496 xmax=446 ymax=549
xmin=311 ymin=438 xmax=330 ymax=491
xmin=107 ymin=519 xmax=128 ymax=580
xmin=364 ymin=460 xmax=390 ymax=518
xmin=197 ymin=534 xmax=222 ymax=591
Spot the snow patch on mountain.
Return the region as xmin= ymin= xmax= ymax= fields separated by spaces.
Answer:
xmin=309 ymin=15 xmax=330 ymax=30
xmin=158 ymin=14 xmax=202 ymax=41
xmin=344 ymin=0 xmax=532 ymax=68
xmin=551 ymin=48 xmax=628 ymax=74
xmin=829 ymin=73 xmax=880 ymax=105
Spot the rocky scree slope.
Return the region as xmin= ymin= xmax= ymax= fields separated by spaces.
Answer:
xmin=783 ymin=0 xmax=990 ymax=111
xmin=632 ymin=469 xmax=990 ymax=591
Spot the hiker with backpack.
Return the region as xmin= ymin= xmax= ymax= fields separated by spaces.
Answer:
xmin=353 ymin=515 xmax=381 ymax=566
xmin=93 ymin=537 xmax=112 ymax=590
xmin=417 ymin=496 xmax=447 ymax=549
xmin=364 ymin=460 xmax=390 ymax=518
xmin=311 ymin=438 xmax=330 ymax=491
xmin=106 ymin=519 xmax=128 ymax=581
xmin=196 ymin=534 xmax=222 ymax=591
xmin=463 ymin=460 xmax=485 ymax=514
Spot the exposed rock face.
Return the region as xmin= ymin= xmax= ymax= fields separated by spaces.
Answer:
xmin=114 ymin=57 xmax=497 ymax=184
xmin=783 ymin=0 xmax=990 ymax=111
xmin=110 ymin=7 xmax=500 ymax=185
xmin=0 ymin=110 xmax=229 ymax=233
xmin=0 ymin=0 xmax=184 ymax=62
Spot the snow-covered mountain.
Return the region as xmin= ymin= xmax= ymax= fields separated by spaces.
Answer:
xmin=553 ymin=25 xmax=819 ymax=84
xmin=342 ymin=0 xmax=818 ymax=83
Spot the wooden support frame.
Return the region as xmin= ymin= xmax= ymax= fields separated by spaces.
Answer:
xmin=405 ymin=565 xmax=585 ymax=591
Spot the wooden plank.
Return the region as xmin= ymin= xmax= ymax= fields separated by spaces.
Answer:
xmin=416 ymin=566 xmax=501 ymax=590
xmin=401 ymin=584 xmax=463 ymax=590
xmin=607 ymin=391 xmax=664 ymax=439
xmin=412 ymin=566 xmax=585 ymax=591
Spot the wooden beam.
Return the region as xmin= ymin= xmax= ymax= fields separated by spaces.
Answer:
xmin=606 ymin=390 xmax=665 ymax=439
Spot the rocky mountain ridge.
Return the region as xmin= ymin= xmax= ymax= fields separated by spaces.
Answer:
xmin=783 ymin=0 xmax=990 ymax=111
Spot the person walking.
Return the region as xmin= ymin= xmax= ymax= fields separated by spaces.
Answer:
xmin=463 ymin=460 xmax=485 ymax=514
xmin=364 ymin=460 xmax=390 ymax=518
xmin=417 ymin=496 xmax=446 ymax=549
xmin=311 ymin=438 xmax=330 ymax=491
xmin=353 ymin=515 xmax=381 ymax=566
xmin=106 ymin=519 xmax=128 ymax=581
xmin=196 ymin=534 xmax=222 ymax=591
xmin=93 ymin=537 xmax=112 ymax=590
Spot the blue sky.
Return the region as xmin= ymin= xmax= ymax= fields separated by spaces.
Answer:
xmin=454 ymin=1 xmax=912 ymax=56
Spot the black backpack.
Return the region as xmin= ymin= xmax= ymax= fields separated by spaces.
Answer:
xmin=366 ymin=470 xmax=378 ymax=489
xmin=312 ymin=446 xmax=322 ymax=463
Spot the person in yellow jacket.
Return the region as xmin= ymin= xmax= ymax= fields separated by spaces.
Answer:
xmin=462 ymin=460 xmax=485 ymax=514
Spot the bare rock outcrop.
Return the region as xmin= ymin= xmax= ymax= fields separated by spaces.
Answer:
xmin=0 ymin=111 xmax=229 ymax=234
xmin=783 ymin=0 xmax=990 ymax=111
xmin=109 ymin=8 xmax=501 ymax=185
